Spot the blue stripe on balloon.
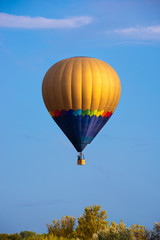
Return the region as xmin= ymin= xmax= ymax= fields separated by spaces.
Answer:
xmin=73 ymin=109 xmax=82 ymax=117
xmin=53 ymin=112 xmax=111 ymax=152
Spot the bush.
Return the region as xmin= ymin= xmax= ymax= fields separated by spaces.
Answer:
xmin=76 ymin=204 xmax=109 ymax=240
xmin=47 ymin=216 xmax=76 ymax=239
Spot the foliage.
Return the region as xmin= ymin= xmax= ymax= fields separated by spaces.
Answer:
xmin=150 ymin=222 xmax=160 ymax=240
xmin=20 ymin=232 xmax=36 ymax=239
xmin=0 ymin=234 xmax=77 ymax=240
xmin=1 ymin=205 xmax=160 ymax=240
xmin=0 ymin=234 xmax=9 ymax=240
xmin=76 ymin=204 xmax=109 ymax=240
xmin=47 ymin=215 xmax=76 ymax=239
xmin=117 ymin=220 xmax=132 ymax=240
xmin=0 ymin=234 xmax=21 ymax=240
xmin=130 ymin=224 xmax=150 ymax=240
xmin=98 ymin=220 xmax=132 ymax=240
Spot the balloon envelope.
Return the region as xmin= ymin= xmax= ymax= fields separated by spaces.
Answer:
xmin=42 ymin=57 xmax=121 ymax=152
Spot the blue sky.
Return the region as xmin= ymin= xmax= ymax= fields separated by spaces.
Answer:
xmin=0 ymin=0 xmax=160 ymax=234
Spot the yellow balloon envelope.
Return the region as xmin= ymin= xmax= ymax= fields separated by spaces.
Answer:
xmin=42 ymin=57 xmax=121 ymax=156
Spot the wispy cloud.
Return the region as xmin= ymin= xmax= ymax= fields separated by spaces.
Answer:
xmin=0 ymin=13 xmax=92 ymax=29
xmin=112 ymin=25 xmax=160 ymax=40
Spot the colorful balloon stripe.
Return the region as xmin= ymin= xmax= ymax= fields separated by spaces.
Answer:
xmin=49 ymin=109 xmax=112 ymax=118
xmin=51 ymin=110 xmax=112 ymax=152
xmin=42 ymin=57 xmax=121 ymax=154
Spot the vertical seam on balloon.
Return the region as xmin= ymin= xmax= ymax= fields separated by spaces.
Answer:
xmin=80 ymin=58 xmax=82 ymax=110
xmin=49 ymin=61 xmax=62 ymax=111
xmin=113 ymin=71 xmax=121 ymax=112
xmin=50 ymin=59 xmax=67 ymax=111
xmin=109 ymin=66 xmax=117 ymax=113
xmin=89 ymin=59 xmax=102 ymax=141
xmin=80 ymin=58 xmax=83 ymax=151
xmin=71 ymin=58 xmax=75 ymax=110
xmin=59 ymin=62 xmax=66 ymax=111
xmin=42 ymin=75 xmax=52 ymax=112
xmin=112 ymin=71 xmax=120 ymax=113
xmin=49 ymin=66 xmax=57 ymax=111
xmin=46 ymin=64 xmax=58 ymax=111
xmin=116 ymin=82 xmax=121 ymax=111
xmin=81 ymin=58 xmax=84 ymax=111
xmin=103 ymin=62 xmax=111 ymax=113
xmin=107 ymin=66 xmax=113 ymax=113
xmin=87 ymin=58 xmax=93 ymax=111
xmin=82 ymin=58 xmax=92 ymax=145
xmin=113 ymin=70 xmax=119 ymax=113
xmin=113 ymin=69 xmax=121 ymax=111
xmin=61 ymin=59 xmax=71 ymax=111
xmin=70 ymin=58 xmax=76 ymax=142
xmin=70 ymin=59 xmax=74 ymax=110
xmin=95 ymin=59 xmax=103 ymax=112
xmin=43 ymin=59 xmax=66 ymax=111
xmin=80 ymin=57 xmax=83 ymax=150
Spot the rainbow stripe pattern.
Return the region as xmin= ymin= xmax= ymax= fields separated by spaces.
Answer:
xmin=42 ymin=57 xmax=121 ymax=153
xmin=49 ymin=109 xmax=112 ymax=152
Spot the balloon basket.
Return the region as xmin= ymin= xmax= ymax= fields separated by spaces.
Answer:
xmin=77 ymin=152 xmax=85 ymax=165
xmin=77 ymin=159 xmax=85 ymax=165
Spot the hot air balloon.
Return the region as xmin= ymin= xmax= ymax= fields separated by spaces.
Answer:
xmin=42 ymin=57 xmax=121 ymax=165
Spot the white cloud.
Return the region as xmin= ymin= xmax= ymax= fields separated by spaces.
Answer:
xmin=0 ymin=13 xmax=92 ymax=29
xmin=113 ymin=25 xmax=160 ymax=40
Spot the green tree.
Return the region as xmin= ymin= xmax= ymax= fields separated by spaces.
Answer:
xmin=20 ymin=232 xmax=36 ymax=239
xmin=130 ymin=224 xmax=150 ymax=240
xmin=150 ymin=222 xmax=160 ymax=240
xmin=7 ymin=234 xmax=21 ymax=240
xmin=98 ymin=220 xmax=132 ymax=240
xmin=117 ymin=220 xmax=132 ymax=240
xmin=98 ymin=221 xmax=119 ymax=240
xmin=76 ymin=204 xmax=109 ymax=240
xmin=23 ymin=237 xmax=35 ymax=240
xmin=0 ymin=234 xmax=9 ymax=240
xmin=47 ymin=215 xmax=76 ymax=239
